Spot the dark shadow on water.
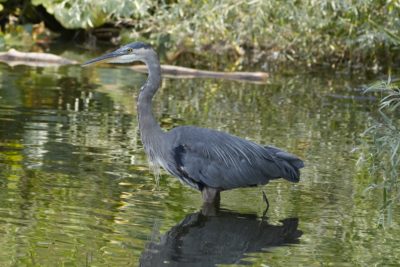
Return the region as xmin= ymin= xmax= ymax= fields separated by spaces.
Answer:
xmin=139 ymin=207 xmax=302 ymax=266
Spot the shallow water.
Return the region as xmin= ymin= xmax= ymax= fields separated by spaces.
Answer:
xmin=0 ymin=59 xmax=399 ymax=266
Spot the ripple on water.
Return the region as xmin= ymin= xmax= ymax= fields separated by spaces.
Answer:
xmin=1 ymin=64 xmax=400 ymax=266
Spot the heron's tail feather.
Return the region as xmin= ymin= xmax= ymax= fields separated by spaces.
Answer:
xmin=265 ymin=146 xmax=304 ymax=183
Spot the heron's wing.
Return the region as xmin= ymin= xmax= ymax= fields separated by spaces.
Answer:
xmin=167 ymin=126 xmax=303 ymax=190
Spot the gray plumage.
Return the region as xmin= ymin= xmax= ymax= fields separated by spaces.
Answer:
xmin=160 ymin=126 xmax=303 ymax=190
xmin=83 ymin=42 xmax=304 ymax=203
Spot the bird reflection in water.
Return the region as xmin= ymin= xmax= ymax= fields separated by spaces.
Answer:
xmin=140 ymin=206 xmax=302 ymax=266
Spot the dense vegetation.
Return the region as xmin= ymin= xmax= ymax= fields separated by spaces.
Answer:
xmin=360 ymin=80 xmax=400 ymax=225
xmin=0 ymin=0 xmax=399 ymax=68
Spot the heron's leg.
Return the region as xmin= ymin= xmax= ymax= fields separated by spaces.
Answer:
xmin=201 ymin=187 xmax=220 ymax=216
xmin=201 ymin=187 xmax=221 ymax=204
xmin=262 ymin=190 xmax=269 ymax=217
xmin=202 ymin=201 xmax=220 ymax=216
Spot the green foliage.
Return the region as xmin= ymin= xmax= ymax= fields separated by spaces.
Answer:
xmin=22 ymin=0 xmax=400 ymax=67
xmin=359 ymin=78 xmax=400 ymax=226
xmin=0 ymin=20 xmax=51 ymax=50
xmin=0 ymin=0 xmax=398 ymax=66
xmin=32 ymin=0 xmax=153 ymax=29
xmin=0 ymin=24 xmax=35 ymax=49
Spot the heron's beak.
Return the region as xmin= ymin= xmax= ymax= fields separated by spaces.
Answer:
xmin=81 ymin=51 xmax=124 ymax=67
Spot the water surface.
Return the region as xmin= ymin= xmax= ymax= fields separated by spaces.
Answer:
xmin=0 ymin=59 xmax=399 ymax=266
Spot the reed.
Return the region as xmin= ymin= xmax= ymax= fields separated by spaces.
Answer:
xmin=359 ymin=77 xmax=400 ymax=226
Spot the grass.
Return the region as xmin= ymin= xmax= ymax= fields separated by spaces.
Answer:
xmin=359 ymin=76 xmax=400 ymax=226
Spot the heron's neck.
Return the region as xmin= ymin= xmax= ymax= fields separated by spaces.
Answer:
xmin=137 ymin=54 xmax=163 ymax=148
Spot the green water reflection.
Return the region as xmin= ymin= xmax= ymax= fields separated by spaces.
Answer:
xmin=0 ymin=61 xmax=399 ymax=266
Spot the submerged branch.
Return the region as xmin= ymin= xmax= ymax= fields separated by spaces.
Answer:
xmin=0 ymin=49 xmax=268 ymax=83
xmin=0 ymin=49 xmax=77 ymax=67
xmin=131 ymin=64 xmax=269 ymax=83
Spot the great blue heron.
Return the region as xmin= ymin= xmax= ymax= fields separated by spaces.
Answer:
xmin=82 ymin=42 xmax=304 ymax=207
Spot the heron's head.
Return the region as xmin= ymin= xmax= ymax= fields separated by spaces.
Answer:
xmin=82 ymin=42 xmax=154 ymax=67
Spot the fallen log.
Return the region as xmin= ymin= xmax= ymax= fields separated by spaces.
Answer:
xmin=131 ymin=64 xmax=268 ymax=83
xmin=0 ymin=49 xmax=268 ymax=83
xmin=0 ymin=49 xmax=77 ymax=67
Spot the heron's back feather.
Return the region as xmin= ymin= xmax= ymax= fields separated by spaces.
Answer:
xmin=163 ymin=126 xmax=304 ymax=190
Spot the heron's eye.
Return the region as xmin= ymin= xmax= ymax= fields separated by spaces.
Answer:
xmin=127 ymin=48 xmax=134 ymax=53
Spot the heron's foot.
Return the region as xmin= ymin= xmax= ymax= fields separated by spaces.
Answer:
xmin=262 ymin=190 xmax=270 ymax=218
